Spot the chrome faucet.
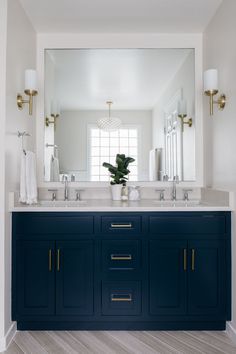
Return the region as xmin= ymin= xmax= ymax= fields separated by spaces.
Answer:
xmin=171 ymin=175 xmax=179 ymax=201
xmin=62 ymin=175 xmax=69 ymax=201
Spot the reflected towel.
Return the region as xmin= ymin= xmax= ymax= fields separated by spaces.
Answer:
xmin=19 ymin=151 xmax=37 ymax=204
xmin=50 ymin=155 xmax=60 ymax=182
xmin=149 ymin=149 xmax=158 ymax=181
xmin=149 ymin=148 xmax=163 ymax=181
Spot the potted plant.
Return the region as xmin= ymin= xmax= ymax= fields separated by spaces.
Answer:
xmin=103 ymin=154 xmax=135 ymax=200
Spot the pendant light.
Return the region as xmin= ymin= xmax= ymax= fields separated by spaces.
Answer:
xmin=97 ymin=101 xmax=121 ymax=131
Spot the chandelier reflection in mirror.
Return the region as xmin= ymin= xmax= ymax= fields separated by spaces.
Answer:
xmin=97 ymin=101 xmax=122 ymax=131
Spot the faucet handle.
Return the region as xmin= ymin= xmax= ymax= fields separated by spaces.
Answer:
xmin=183 ymin=189 xmax=193 ymax=201
xmin=174 ymin=175 xmax=179 ymax=183
xmin=48 ymin=189 xmax=58 ymax=201
xmin=62 ymin=174 xmax=68 ymax=182
xmin=155 ymin=189 xmax=165 ymax=201
xmin=75 ymin=189 xmax=85 ymax=201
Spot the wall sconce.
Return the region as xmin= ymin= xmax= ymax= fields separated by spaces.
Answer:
xmin=45 ymin=100 xmax=60 ymax=130
xmin=177 ymin=99 xmax=192 ymax=132
xmin=204 ymin=69 xmax=226 ymax=116
xmin=17 ymin=70 xmax=38 ymax=115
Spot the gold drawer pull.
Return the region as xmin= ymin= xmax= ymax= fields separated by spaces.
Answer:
xmin=48 ymin=249 xmax=52 ymax=271
xmin=57 ymin=249 xmax=60 ymax=271
xmin=191 ymin=249 xmax=195 ymax=271
xmin=111 ymin=223 xmax=132 ymax=228
xmin=111 ymin=294 xmax=132 ymax=302
xmin=183 ymin=249 xmax=187 ymax=271
xmin=111 ymin=254 xmax=132 ymax=261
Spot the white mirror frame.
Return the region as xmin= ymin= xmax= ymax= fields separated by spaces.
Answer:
xmin=36 ymin=33 xmax=203 ymax=188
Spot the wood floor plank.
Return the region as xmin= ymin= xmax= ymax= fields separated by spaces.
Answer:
xmin=167 ymin=331 xmax=225 ymax=354
xmin=88 ymin=331 xmax=131 ymax=354
xmin=190 ymin=331 xmax=236 ymax=353
xmin=47 ymin=331 xmax=87 ymax=354
xmin=147 ymin=331 xmax=202 ymax=354
xmin=29 ymin=331 xmax=67 ymax=354
xmin=3 ymin=341 xmax=24 ymax=354
xmin=130 ymin=331 xmax=180 ymax=354
xmin=68 ymin=331 xmax=117 ymax=354
xmin=13 ymin=332 xmax=48 ymax=354
xmin=108 ymin=331 xmax=160 ymax=354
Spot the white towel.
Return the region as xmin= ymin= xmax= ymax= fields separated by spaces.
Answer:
xmin=19 ymin=151 xmax=38 ymax=204
xmin=149 ymin=149 xmax=158 ymax=181
xmin=50 ymin=155 xmax=60 ymax=182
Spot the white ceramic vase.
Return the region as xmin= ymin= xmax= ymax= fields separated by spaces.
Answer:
xmin=111 ymin=184 xmax=123 ymax=201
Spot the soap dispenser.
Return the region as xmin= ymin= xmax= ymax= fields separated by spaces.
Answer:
xmin=121 ymin=184 xmax=129 ymax=201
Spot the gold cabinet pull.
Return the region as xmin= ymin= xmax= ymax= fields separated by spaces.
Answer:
xmin=57 ymin=249 xmax=60 ymax=271
xmin=191 ymin=249 xmax=195 ymax=271
xmin=111 ymin=294 xmax=132 ymax=302
xmin=111 ymin=254 xmax=132 ymax=261
xmin=110 ymin=223 xmax=132 ymax=229
xmin=48 ymin=249 xmax=52 ymax=271
xmin=183 ymin=249 xmax=187 ymax=271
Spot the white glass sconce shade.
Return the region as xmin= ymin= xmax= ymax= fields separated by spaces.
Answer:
xmin=25 ymin=69 xmax=37 ymax=92
xmin=204 ymin=69 xmax=218 ymax=92
xmin=178 ymin=99 xmax=187 ymax=116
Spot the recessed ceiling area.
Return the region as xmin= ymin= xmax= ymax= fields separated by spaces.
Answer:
xmin=46 ymin=48 xmax=193 ymax=110
xmin=20 ymin=0 xmax=222 ymax=33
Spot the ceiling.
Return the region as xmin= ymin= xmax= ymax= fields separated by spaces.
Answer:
xmin=20 ymin=0 xmax=222 ymax=33
xmin=46 ymin=49 xmax=193 ymax=110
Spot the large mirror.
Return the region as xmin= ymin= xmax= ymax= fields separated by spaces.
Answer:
xmin=44 ymin=48 xmax=195 ymax=182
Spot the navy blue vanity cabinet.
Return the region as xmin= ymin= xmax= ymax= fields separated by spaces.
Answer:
xmin=12 ymin=211 xmax=231 ymax=330
xmin=56 ymin=240 xmax=94 ymax=316
xmin=187 ymin=240 xmax=226 ymax=316
xmin=149 ymin=240 xmax=187 ymax=315
xmin=149 ymin=239 xmax=227 ymax=318
xmin=16 ymin=240 xmax=55 ymax=316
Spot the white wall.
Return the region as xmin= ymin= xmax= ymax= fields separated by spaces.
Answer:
xmin=51 ymin=109 xmax=152 ymax=181
xmin=203 ymin=0 xmax=236 ymax=334
xmin=0 ymin=0 xmax=8 ymax=347
xmin=0 ymin=0 xmax=36 ymax=349
xmin=152 ymin=51 xmax=195 ymax=181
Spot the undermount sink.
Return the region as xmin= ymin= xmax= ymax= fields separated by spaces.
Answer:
xmin=38 ymin=200 xmax=87 ymax=207
xmin=153 ymin=200 xmax=202 ymax=207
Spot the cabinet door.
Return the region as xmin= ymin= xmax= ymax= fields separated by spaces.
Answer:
xmin=56 ymin=240 xmax=94 ymax=316
xmin=149 ymin=240 xmax=187 ymax=315
xmin=17 ymin=240 xmax=55 ymax=316
xmin=188 ymin=240 xmax=226 ymax=316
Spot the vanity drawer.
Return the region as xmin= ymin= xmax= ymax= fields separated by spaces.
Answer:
xmin=13 ymin=213 xmax=94 ymax=235
xmin=101 ymin=216 xmax=141 ymax=234
xmin=149 ymin=214 xmax=226 ymax=235
xmin=102 ymin=240 xmax=141 ymax=273
xmin=102 ymin=281 xmax=141 ymax=315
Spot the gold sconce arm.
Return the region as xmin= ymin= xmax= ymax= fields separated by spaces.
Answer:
xmin=17 ymin=90 xmax=38 ymax=116
xmin=178 ymin=114 xmax=193 ymax=132
xmin=204 ymin=90 xmax=226 ymax=116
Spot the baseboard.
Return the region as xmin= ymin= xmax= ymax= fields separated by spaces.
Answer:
xmin=226 ymin=322 xmax=236 ymax=344
xmin=0 ymin=322 xmax=17 ymax=352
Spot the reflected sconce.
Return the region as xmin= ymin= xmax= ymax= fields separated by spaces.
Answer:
xmin=177 ymin=99 xmax=192 ymax=132
xmin=17 ymin=69 xmax=38 ymax=115
xmin=45 ymin=100 xmax=60 ymax=130
xmin=204 ymin=69 xmax=226 ymax=116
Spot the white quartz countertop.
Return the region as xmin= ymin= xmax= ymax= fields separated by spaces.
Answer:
xmin=9 ymin=199 xmax=232 ymax=212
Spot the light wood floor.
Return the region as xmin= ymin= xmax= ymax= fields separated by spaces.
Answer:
xmin=3 ymin=330 xmax=236 ymax=354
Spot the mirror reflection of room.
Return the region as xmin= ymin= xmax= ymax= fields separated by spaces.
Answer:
xmin=44 ymin=49 xmax=195 ymax=182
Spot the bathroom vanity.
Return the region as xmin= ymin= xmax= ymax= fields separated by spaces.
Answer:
xmin=12 ymin=207 xmax=231 ymax=330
